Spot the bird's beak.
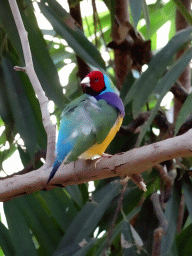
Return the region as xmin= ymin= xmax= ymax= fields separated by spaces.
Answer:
xmin=81 ymin=76 xmax=90 ymax=87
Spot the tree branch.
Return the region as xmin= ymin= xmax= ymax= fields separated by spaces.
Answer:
xmin=1 ymin=129 xmax=192 ymax=202
xmin=8 ymin=0 xmax=56 ymax=167
xmin=6 ymin=0 xmax=192 ymax=205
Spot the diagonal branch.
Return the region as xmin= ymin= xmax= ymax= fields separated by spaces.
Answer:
xmin=1 ymin=128 xmax=192 ymax=202
xmin=8 ymin=0 xmax=56 ymax=167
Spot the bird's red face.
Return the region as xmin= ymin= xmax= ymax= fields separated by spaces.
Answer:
xmin=81 ymin=71 xmax=106 ymax=96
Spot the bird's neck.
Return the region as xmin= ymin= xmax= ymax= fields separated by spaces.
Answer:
xmin=95 ymin=92 xmax=125 ymax=117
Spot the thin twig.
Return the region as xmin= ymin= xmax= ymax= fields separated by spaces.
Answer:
xmin=151 ymin=193 xmax=168 ymax=256
xmin=130 ymin=174 xmax=147 ymax=191
xmin=8 ymin=0 xmax=55 ymax=167
xmin=176 ymin=194 xmax=185 ymax=234
xmin=0 ymin=149 xmax=46 ymax=180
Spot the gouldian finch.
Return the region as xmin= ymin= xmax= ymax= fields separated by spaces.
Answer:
xmin=47 ymin=71 xmax=125 ymax=183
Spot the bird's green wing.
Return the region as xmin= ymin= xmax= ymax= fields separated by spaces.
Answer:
xmin=61 ymin=96 xmax=118 ymax=163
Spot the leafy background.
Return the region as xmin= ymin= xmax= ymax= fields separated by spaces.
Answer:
xmin=0 ymin=0 xmax=192 ymax=255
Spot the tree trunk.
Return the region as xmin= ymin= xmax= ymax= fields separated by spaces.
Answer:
xmin=112 ymin=0 xmax=132 ymax=90
xmin=174 ymin=0 xmax=191 ymax=122
xmin=68 ymin=1 xmax=90 ymax=79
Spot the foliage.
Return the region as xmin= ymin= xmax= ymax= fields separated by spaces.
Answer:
xmin=0 ymin=0 xmax=192 ymax=255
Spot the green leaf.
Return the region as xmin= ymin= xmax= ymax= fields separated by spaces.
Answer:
xmin=95 ymin=207 xmax=141 ymax=256
xmin=136 ymin=47 xmax=192 ymax=146
xmin=2 ymin=58 xmax=37 ymax=157
xmin=73 ymin=239 xmax=96 ymax=256
xmin=0 ymin=221 xmax=15 ymax=256
xmin=17 ymin=145 xmax=31 ymax=167
xmin=0 ymin=0 xmax=66 ymax=110
xmin=83 ymin=11 xmax=111 ymax=40
xmin=39 ymin=0 xmax=106 ymax=71
xmin=0 ymin=129 xmax=6 ymax=145
xmin=175 ymin=91 xmax=192 ymax=135
xmin=176 ymin=223 xmax=192 ymax=256
xmin=122 ymin=222 xmax=144 ymax=255
xmin=161 ymin=180 xmax=181 ymax=256
xmin=65 ymin=66 xmax=82 ymax=100
xmin=22 ymin=0 xmax=68 ymax=109
xmin=51 ymin=237 xmax=96 ymax=256
xmin=4 ymin=199 xmax=38 ymax=256
xmin=139 ymin=1 xmax=176 ymax=39
xmin=54 ymin=181 xmax=120 ymax=255
xmin=0 ymin=0 xmax=24 ymax=62
xmin=172 ymin=0 xmax=192 ymax=25
xmin=169 ymin=16 xmax=176 ymax=40
xmin=17 ymin=71 xmax=47 ymax=149
xmin=182 ymin=176 xmax=192 ymax=219
xmin=1 ymin=144 xmax=17 ymax=162
xmin=102 ymin=0 xmax=116 ymax=27
xmin=0 ymin=66 xmax=13 ymax=126
xmin=17 ymin=195 xmax=62 ymax=255
xmin=98 ymin=186 xmax=144 ymax=232
xmin=129 ymin=0 xmax=142 ymax=29
xmin=65 ymin=185 xmax=84 ymax=208
xmin=142 ymin=0 xmax=150 ymax=35
xmin=131 ymin=27 xmax=192 ymax=117
xmin=39 ymin=188 xmax=78 ymax=232
xmin=51 ymin=48 xmax=75 ymax=65
xmin=0 ymin=119 xmax=4 ymax=127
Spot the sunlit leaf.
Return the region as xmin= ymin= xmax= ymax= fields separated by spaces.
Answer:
xmin=39 ymin=0 xmax=106 ymax=71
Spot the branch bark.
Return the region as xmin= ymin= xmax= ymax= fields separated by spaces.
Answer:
xmin=1 ymin=129 xmax=192 ymax=202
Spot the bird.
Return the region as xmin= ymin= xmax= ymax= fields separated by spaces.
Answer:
xmin=47 ymin=70 xmax=125 ymax=184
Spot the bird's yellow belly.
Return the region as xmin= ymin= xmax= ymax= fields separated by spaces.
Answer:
xmin=79 ymin=116 xmax=123 ymax=160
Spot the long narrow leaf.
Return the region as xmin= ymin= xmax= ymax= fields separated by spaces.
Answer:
xmin=54 ymin=181 xmax=121 ymax=255
xmin=39 ymin=188 xmax=78 ymax=232
xmin=123 ymin=27 xmax=192 ymax=110
xmin=175 ymin=91 xmax=192 ymax=135
xmin=65 ymin=185 xmax=84 ymax=208
xmin=122 ymin=222 xmax=144 ymax=255
xmin=95 ymin=207 xmax=141 ymax=256
xmin=161 ymin=180 xmax=181 ymax=256
xmin=172 ymin=0 xmax=192 ymax=25
xmin=139 ymin=1 xmax=175 ymax=39
xmin=136 ymin=47 xmax=192 ymax=146
xmin=182 ymin=176 xmax=192 ymax=219
xmin=38 ymin=0 xmax=105 ymax=71
xmin=17 ymin=195 xmax=63 ymax=255
xmin=129 ymin=0 xmax=142 ymax=29
xmin=0 ymin=66 xmax=13 ymax=126
xmin=132 ymin=28 xmax=192 ymax=117
xmin=176 ymin=223 xmax=192 ymax=256
xmin=0 ymin=221 xmax=15 ymax=256
xmin=4 ymin=199 xmax=38 ymax=256
xmin=0 ymin=0 xmax=66 ymax=109
xmin=2 ymin=58 xmax=37 ymax=157
xmin=142 ymin=0 xmax=150 ymax=35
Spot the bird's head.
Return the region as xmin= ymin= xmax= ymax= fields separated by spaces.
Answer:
xmin=81 ymin=71 xmax=118 ymax=96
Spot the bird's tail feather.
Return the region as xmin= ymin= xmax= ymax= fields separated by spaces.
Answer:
xmin=47 ymin=161 xmax=60 ymax=184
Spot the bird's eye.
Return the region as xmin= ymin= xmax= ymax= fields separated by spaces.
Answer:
xmin=94 ymin=78 xmax=99 ymax=82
